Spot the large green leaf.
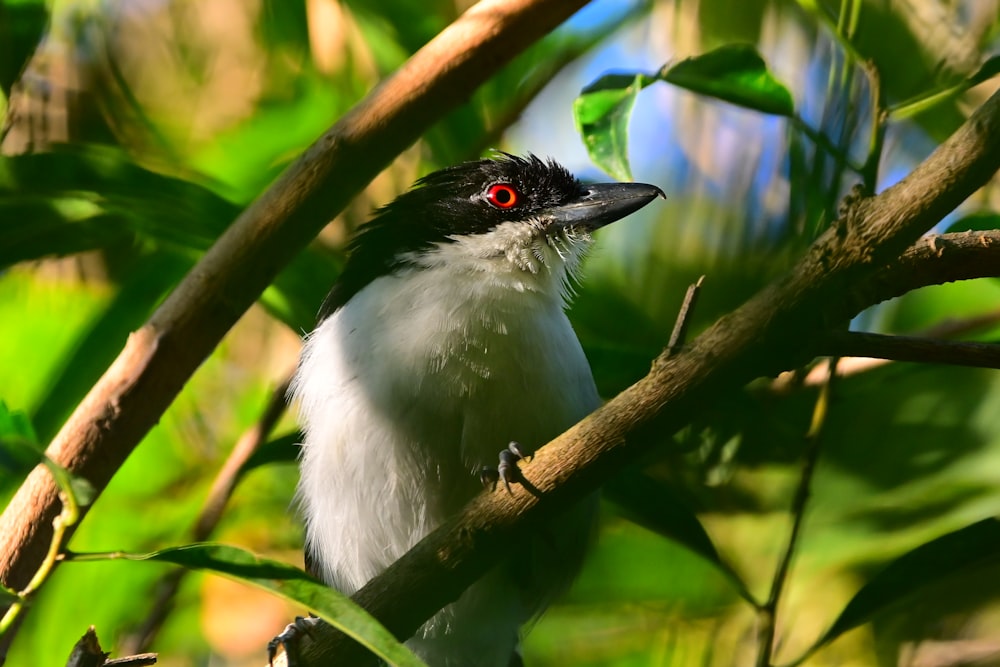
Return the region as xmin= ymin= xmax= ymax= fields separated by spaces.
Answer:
xmin=810 ymin=518 xmax=1000 ymax=653
xmin=0 ymin=147 xmax=238 ymax=269
xmin=71 ymin=544 xmax=425 ymax=667
xmin=0 ymin=146 xmax=336 ymax=334
xmin=660 ymin=44 xmax=794 ymax=117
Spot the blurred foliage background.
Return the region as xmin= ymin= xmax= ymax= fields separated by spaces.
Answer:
xmin=2 ymin=0 xmax=1000 ymax=665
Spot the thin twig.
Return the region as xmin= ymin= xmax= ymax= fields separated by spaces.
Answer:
xmin=103 ymin=654 xmax=157 ymax=666
xmin=65 ymin=626 xmax=157 ymax=667
xmin=824 ymin=331 xmax=1000 ymax=369
xmin=756 ymin=359 xmax=837 ymax=667
xmin=921 ymin=307 xmax=1000 ymax=339
xmin=666 ymin=276 xmax=706 ymax=356
xmin=774 ymin=305 xmax=1000 ymax=390
xmin=194 ymin=374 xmax=293 ymax=541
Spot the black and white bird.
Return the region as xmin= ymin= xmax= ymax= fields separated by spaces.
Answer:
xmin=291 ymin=153 xmax=663 ymax=666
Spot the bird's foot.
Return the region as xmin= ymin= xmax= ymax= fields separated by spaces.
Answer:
xmin=479 ymin=442 xmax=530 ymax=494
xmin=268 ymin=614 xmax=320 ymax=666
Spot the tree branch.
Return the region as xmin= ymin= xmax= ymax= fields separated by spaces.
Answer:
xmin=0 ymin=0 xmax=590 ymax=645
xmin=279 ymin=89 xmax=1000 ymax=665
xmin=824 ymin=331 xmax=1000 ymax=369
xmin=774 ymin=232 xmax=1000 ymax=390
xmin=848 ymin=229 xmax=1000 ymax=312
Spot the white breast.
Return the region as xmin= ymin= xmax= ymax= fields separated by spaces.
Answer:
xmin=291 ymin=226 xmax=600 ymax=665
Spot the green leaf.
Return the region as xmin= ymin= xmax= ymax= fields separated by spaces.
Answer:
xmin=74 ymin=544 xmax=425 ymax=667
xmin=0 ymin=1 xmax=49 ymax=95
xmin=812 ymin=518 xmax=1000 ymax=651
xmin=660 ymin=44 xmax=794 ymax=117
xmin=573 ymin=44 xmax=793 ymax=179
xmin=0 ymin=147 xmax=238 ymax=270
xmin=573 ymin=73 xmax=651 ymax=180
xmin=604 ymin=466 xmax=754 ymax=604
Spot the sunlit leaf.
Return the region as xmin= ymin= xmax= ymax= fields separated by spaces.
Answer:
xmin=0 ymin=147 xmax=238 ymax=269
xmin=0 ymin=401 xmax=37 ymax=443
xmin=573 ymin=73 xmax=650 ymax=180
xmin=72 ymin=544 xmax=425 ymax=667
xmin=660 ymin=44 xmax=794 ymax=116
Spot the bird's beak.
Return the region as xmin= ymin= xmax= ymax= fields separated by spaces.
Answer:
xmin=543 ymin=182 xmax=665 ymax=232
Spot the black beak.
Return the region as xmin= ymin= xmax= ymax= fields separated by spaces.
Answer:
xmin=543 ymin=182 xmax=665 ymax=232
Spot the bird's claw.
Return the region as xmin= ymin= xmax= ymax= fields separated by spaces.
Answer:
xmin=480 ymin=442 xmax=530 ymax=494
xmin=268 ymin=614 xmax=320 ymax=666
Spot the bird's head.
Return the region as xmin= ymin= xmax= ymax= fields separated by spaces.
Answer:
xmin=319 ymin=153 xmax=664 ymax=319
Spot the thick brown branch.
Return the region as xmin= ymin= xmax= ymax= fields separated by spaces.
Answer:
xmin=824 ymin=332 xmax=1000 ymax=369
xmin=0 ymin=0 xmax=589 ymax=642
xmin=282 ymin=92 xmax=1000 ymax=664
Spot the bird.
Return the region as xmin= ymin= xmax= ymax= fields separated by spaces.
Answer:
xmin=289 ymin=153 xmax=663 ymax=666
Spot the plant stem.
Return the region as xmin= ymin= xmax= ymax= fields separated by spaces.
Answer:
xmin=755 ymin=359 xmax=837 ymax=666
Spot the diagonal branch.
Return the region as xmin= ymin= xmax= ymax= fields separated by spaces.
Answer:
xmin=0 ymin=0 xmax=590 ymax=640
xmin=282 ymin=89 xmax=1000 ymax=665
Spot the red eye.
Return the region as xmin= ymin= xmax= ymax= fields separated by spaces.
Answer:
xmin=486 ymin=184 xmax=519 ymax=209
